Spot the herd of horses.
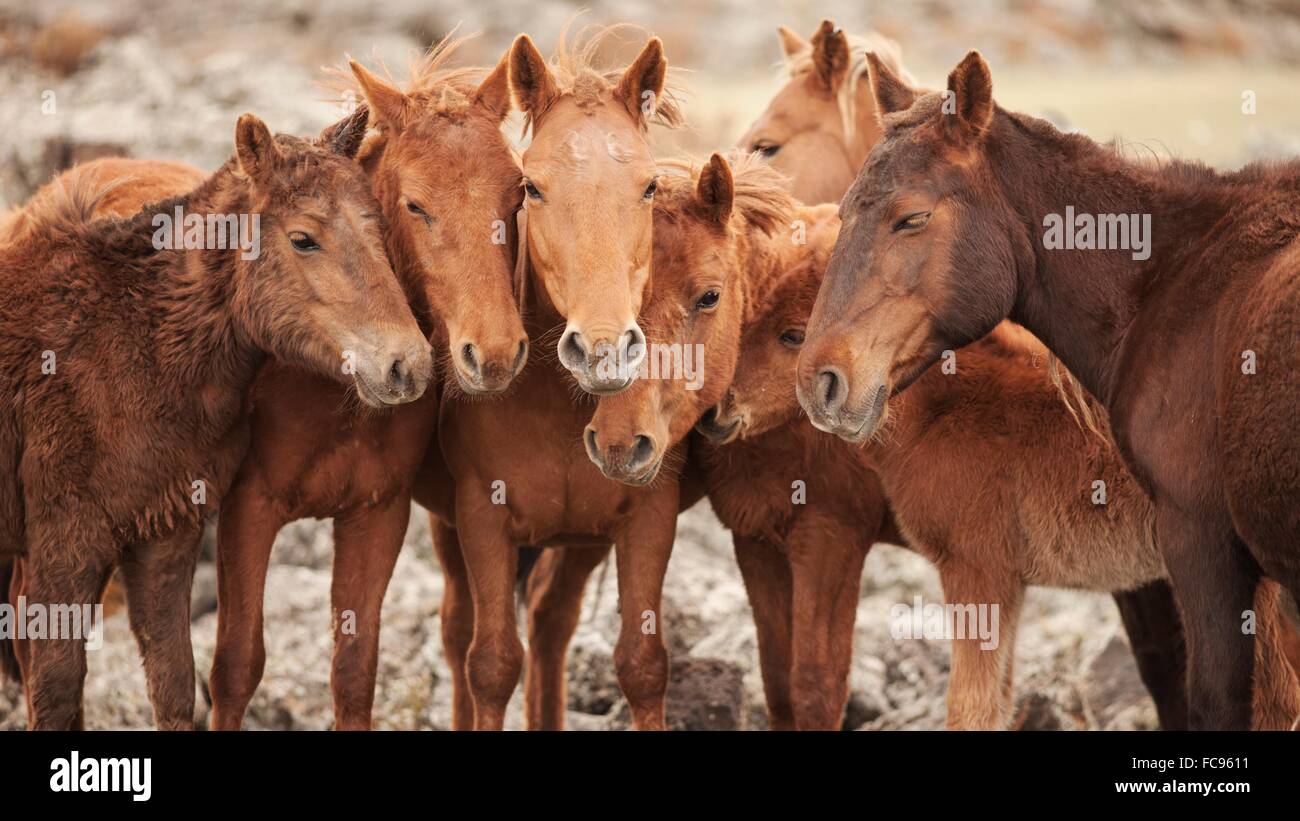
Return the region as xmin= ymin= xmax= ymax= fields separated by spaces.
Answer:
xmin=0 ymin=20 xmax=1297 ymax=731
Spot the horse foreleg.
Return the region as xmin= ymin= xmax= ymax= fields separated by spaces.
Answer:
xmin=120 ymin=522 xmax=203 ymax=730
xmin=22 ymin=518 xmax=117 ymax=729
xmin=523 ymin=545 xmax=608 ymax=730
xmin=1158 ymin=505 xmax=1258 ymax=730
xmin=329 ymin=495 xmax=409 ymax=730
xmin=457 ymin=484 xmax=523 ymax=731
xmin=938 ymin=559 xmax=1024 ymax=730
xmin=612 ymin=493 xmax=678 ymax=730
xmin=209 ymin=482 xmax=282 ymax=730
xmin=1112 ymin=580 xmax=1188 ymax=730
xmin=732 ymin=534 xmax=794 ymax=730
xmin=430 ymin=517 xmax=474 ymax=730
xmin=785 ymin=519 xmax=868 ymax=730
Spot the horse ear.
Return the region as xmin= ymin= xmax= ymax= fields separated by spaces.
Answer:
xmin=349 ymin=59 xmax=413 ymax=134
xmin=509 ymin=34 xmax=560 ymax=123
xmin=866 ymin=51 xmax=918 ymax=118
xmin=473 ymin=50 xmax=513 ymax=122
xmin=810 ymin=20 xmax=849 ymax=91
xmin=696 ymin=153 xmax=734 ymax=226
xmin=616 ymin=37 xmax=667 ymax=128
xmin=318 ymin=104 xmax=370 ymax=159
xmin=944 ymin=51 xmax=994 ymax=141
xmin=777 ymin=26 xmax=809 ymax=61
xmin=234 ymin=113 xmax=281 ymax=182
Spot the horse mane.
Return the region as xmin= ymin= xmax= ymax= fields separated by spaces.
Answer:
xmin=982 ymin=321 xmax=1108 ymax=440
xmin=654 ymin=151 xmax=796 ymax=237
xmin=522 ymin=22 xmax=686 ymax=136
xmin=783 ymin=29 xmax=914 ymax=140
xmin=325 ymin=31 xmax=488 ymax=116
xmin=1 ymin=171 xmax=133 ymax=246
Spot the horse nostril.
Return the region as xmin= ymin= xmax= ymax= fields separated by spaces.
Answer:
xmin=621 ymin=326 xmax=646 ymax=366
xmin=388 ymin=358 xmax=407 ymax=390
xmin=583 ymin=427 xmax=600 ymax=462
xmin=629 ymin=434 xmax=655 ymax=471
xmin=817 ymin=367 xmax=845 ymax=413
xmin=461 ymin=343 xmax=480 ymax=376
xmin=560 ymin=330 xmax=587 ymax=368
xmin=512 ymin=338 xmax=529 ymax=375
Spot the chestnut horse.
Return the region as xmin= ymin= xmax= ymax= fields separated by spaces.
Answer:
xmin=798 ymin=51 xmax=1300 ymax=729
xmin=429 ymin=27 xmax=691 ymax=729
xmin=737 ymin=20 xmax=912 ymax=205
xmin=207 ymin=41 xmax=527 ymax=730
xmin=705 ymin=254 xmax=1300 ymax=729
xmin=515 ymin=154 xmax=821 ymax=728
xmin=0 ymin=112 xmax=430 ymax=729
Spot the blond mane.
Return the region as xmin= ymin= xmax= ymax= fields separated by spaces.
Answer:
xmin=784 ymin=29 xmax=914 ymax=141
xmin=521 ymin=22 xmax=686 ymax=136
xmin=985 ymin=321 xmax=1108 ymax=440
xmin=324 ymin=31 xmax=490 ymax=118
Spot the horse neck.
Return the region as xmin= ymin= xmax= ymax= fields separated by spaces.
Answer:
xmin=146 ymin=167 xmax=264 ymax=400
xmin=989 ymin=113 xmax=1232 ymax=402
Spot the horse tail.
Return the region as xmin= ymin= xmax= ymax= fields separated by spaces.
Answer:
xmin=0 ymin=555 xmax=19 ymax=684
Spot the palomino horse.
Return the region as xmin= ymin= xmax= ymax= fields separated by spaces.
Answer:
xmin=798 ymin=51 xmax=1300 ymax=729
xmin=516 ymin=154 xmax=820 ymax=728
xmin=737 ymin=20 xmax=912 ymax=205
xmin=0 ymin=112 xmax=430 ymax=729
xmin=206 ymin=40 xmax=527 ymax=729
xmin=704 ymin=254 xmax=1300 ymax=729
xmin=430 ymin=27 xmax=689 ymax=729
xmin=510 ymin=26 xmax=682 ymax=394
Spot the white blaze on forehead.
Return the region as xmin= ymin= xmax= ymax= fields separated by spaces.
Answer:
xmin=605 ymin=133 xmax=635 ymax=163
xmin=562 ymin=131 xmax=588 ymax=164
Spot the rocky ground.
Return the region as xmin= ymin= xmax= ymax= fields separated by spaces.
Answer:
xmin=2 ymin=0 xmax=1292 ymax=730
xmin=0 ymin=502 xmax=1157 ymax=731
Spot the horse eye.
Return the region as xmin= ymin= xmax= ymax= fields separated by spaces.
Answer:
xmin=695 ymin=289 xmax=720 ymax=311
xmin=406 ymin=201 xmax=429 ymax=219
xmin=893 ymin=211 xmax=932 ymax=232
xmin=289 ymin=232 xmax=319 ymax=252
xmin=524 ymin=181 xmax=543 ymax=201
xmin=780 ymin=329 xmax=805 ymax=347
xmin=643 ymin=180 xmax=658 ymax=200
xmin=754 ymin=142 xmax=780 ymax=158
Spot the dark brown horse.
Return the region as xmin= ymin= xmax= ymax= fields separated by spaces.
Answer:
xmin=798 ymin=51 xmax=1300 ymax=729
xmin=722 ymin=20 xmax=1189 ymax=729
xmin=0 ymin=112 xmax=429 ymax=729
xmin=708 ymin=253 xmax=1298 ymax=729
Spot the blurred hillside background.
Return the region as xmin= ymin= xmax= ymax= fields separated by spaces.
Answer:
xmin=2 ymin=0 xmax=1298 ymax=729
xmin=4 ymin=0 xmax=1300 ymax=205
